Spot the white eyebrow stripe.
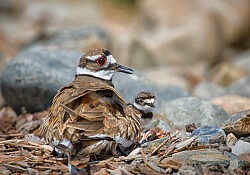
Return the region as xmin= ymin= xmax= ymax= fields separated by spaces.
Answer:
xmin=144 ymin=98 xmax=155 ymax=104
xmin=86 ymin=55 xmax=102 ymax=61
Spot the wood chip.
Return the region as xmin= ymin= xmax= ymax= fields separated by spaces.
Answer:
xmin=151 ymin=138 xmax=170 ymax=155
xmin=159 ymin=158 xmax=182 ymax=170
xmin=175 ymin=136 xmax=197 ymax=151
xmin=3 ymin=164 xmax=27 ymax=173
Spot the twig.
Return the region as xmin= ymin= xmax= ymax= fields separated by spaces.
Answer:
xmin=141 ymin=149 xmax=166 ymax=173
xmin=141 ymin=149 xmax=148 ymax=166
xmin=0 ymin=133 xmax=24 ymax=138
xmin=151 ymin=137 xmax=169 ymax=155
xmin=147 ymin=161 xmax=167 ymax=174
xmin=0 ymin=139 xmax=19 ymax=145
xmin=119 ymin=154 xmax=142 ymax=161
xmin=119 ymin=166 xmax=134 ymax=175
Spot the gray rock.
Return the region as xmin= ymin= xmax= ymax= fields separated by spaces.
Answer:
xmin=228 ymin=159 xmax=242 ymax=171
xmin=0 ymin=54 xmax=8 ymax=107
xmin=222 ymin=110 xmax=250 ymax=137
xmin=193 ymin=81 xmax=225 ymax=100
xmin=143 ymin=119 xmax=172 ymax=132
xmin=232 ymin=49 xmax=250 ymax=73
xmin=190 ymin=126 xmax=226 ymax=145
xmin=30 ymin=27 xmax=111 ymax=52
xmin=177 ymin=166 xmax=199 ymax=175
xmin=232 ymin=140 xmax=250 ymax=156
xmin=113 ymin=72 xmax=189 ymax=112
xmin=1 ymin=47 xmax=82 ymax=113
xmin=225 ymin=76 xmax=250 ymax=98
xmin=171 ymin=149 xmax=230 ymax=167
xmin=1 ymin=47 xmax=188 ymax=113
xmin=161 ymin=97 xmax=230 ymax=130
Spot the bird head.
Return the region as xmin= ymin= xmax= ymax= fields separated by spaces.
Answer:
xmin=76 ymin=48 xmax=134 ymax=81
xmin=134 ymin=92 xmax=155 ymax=113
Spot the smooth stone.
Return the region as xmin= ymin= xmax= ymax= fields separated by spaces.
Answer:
xmin=171 ymin=149 xmax=230 ymax=167
xmin=211 ymin=95 xmax=250 ymax=115
xmin=238 ymin=153 xmax=250 ymax=168
xmin=113 ymin=72 xmax=189 ymax=112
xmin=1 ymin=47 xmax=188 ymax=113
xmin=232 ymin=140 xmax=250 ymax=156
xmin=31 ymin=27 xmax=111 ymax=52
xmin=0 ymin=54 xmax=9 ymax=107
xmin=225 ymin=76 xmax=250 ymax=98
xmin=193 ymin=81 xmax=225 ymax=100
xmin=1 ymin=47 xmax=81 ymax=113
xmin=232 ymin=49 xmax=250 ymax=74
xmin=190 ymin=126 xmax=226 ymax=145
xmin=226 ymin=133 xmax=238 ymax=148
xmin=229 ymin=159 xmax=242 ymax=171
xmin=177 ymin=166 xmax=198 ymax=175
xmin=160 ymin=97 xmax=230 ymax=131
xmin=143 ymin=117 xmax=172 ymax=132
xmin=134 ymin=0 xmax=224 ymax=66
xmin=222 ymin=110 xmax=250 ymax=137
xmin=209 ymin=63 xmax=246 ymax=87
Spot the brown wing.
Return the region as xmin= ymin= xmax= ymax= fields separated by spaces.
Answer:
xmin=40 ymin=75 xmax=130 ymax=143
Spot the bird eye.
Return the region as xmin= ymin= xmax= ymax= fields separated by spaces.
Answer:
xmin=96 ymin=56 xmax=107 ymax=66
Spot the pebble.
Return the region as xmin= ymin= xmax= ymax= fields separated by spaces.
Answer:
xmin=232 ymin=140 xmax=250 ymax=156
xmin=171 ymin=149 xmax=230 ymax=167
xmin=161 ymin=97 xmax=230 ymax=131
xmin=226 ymin=133 xmax=237 ymax=148
xmin=222 ymin=110 xmax=250 ymax=137
xmin=190 ymin=126 xmax=226 ymax=145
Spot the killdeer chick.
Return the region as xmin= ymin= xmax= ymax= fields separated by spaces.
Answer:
xmin=117 ymin=92 xmax=155 ymax=154
xmin=133 ymin=92 xmax=155 ymax=128
xmin=39 ymin=49 xmax=142 ymax=172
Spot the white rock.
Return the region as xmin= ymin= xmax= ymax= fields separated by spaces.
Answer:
xmin=232 ymin=140 xmax=250 ymax=156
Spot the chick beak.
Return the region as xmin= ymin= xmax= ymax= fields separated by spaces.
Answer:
xmin=112 ymin=63 xmax=134 ymax=74
xmin=147 ymin=103 xmax=155 ymax=108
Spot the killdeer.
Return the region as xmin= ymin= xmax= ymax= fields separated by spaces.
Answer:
xmin=133 ymin=92 xmax=155 ymax=128
xmin=39 ymin=49 xmax=142 ymax=163
xmin=117 ymin=92 xmax=155 ymax=154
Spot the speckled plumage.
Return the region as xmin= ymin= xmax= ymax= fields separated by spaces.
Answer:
xmin=40 ymin=49 xmax=142 ymax=157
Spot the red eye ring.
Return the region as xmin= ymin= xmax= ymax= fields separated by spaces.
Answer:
xmin=96 ymin=56 xmax=107 ymax=66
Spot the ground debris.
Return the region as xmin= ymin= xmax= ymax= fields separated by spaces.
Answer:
xmin=0 ymin=106 xmax=247 ymax=174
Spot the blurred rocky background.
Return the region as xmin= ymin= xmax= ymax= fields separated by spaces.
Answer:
xmin=0 ymin=0 xmax=250 ymax=128
xmin=1 ymin=1 xmax=250 ymax=174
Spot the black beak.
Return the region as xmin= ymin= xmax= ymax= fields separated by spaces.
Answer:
xmin=147 ymin=103 xmax=155 ymax=108
xmin=112 ymin=63 xmax=134 ymax=74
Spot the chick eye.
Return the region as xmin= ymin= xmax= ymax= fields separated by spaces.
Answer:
xmin=96 ymin=57 xmax=107 ymax=66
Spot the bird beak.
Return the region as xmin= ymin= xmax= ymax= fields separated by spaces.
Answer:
xmin=112 ymin=63 xmax=134 ymax=74
xmin=146 ymin=103 xmax=155 ymax=108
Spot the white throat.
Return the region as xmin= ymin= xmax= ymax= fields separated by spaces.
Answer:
xmin=133 ymin=102 xmax=152 ymax=113
xmin=76 ymin=67 xmax=115 ymax=80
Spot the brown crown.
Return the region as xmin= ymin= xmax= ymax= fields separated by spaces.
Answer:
xmin=79 ymin=48 xmax=111 ymax=67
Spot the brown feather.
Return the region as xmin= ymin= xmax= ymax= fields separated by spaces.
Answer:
xmin=40 ymin=75 xmax=142 ymax=157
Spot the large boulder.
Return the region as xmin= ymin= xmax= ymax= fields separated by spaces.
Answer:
xmin=225 ymin=76 xmax=250 ymax=98
xmin=1 ymin=47 xmax=188 ymax=113
xmin=160 ymin=97 xmax=230 ymax=130
xmin=1 ymin=47 xmax=81 ymax=113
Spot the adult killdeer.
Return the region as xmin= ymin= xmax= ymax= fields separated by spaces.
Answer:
xmin=40 ymin=49 xmax=142 ymax=161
